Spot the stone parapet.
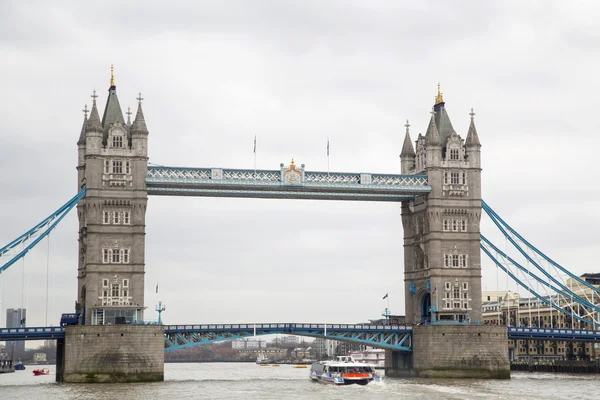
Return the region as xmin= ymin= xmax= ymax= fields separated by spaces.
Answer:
xmin=61 ymin=325 xmax=164 ymax=383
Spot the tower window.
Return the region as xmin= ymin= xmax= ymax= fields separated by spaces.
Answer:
xmin=452 ymin=254 xmax=459 ymax=267
xmin=462 ymin=171 xmax=467 ymax=184
xmin=444 ymin=172 xmax=448 ymax=184
xmin=463 ymin=282 xmax=468 ymax=291
xmin=126 ymin=161 xmax=130 ymax=174
xmin=445 ymin=282 xmax=451 ymax=291
xmin=103 ymin=211 xmax=110 ymax=224
xmin=451 ymin=172 xmax=459 ymax=184
xmin=113 ymin=211 xmax=120 ymax=224
xmin=123 ymin=279 xmax=129 ymax=288
xmin=103 ymin=279 xmax=109 ymax=288
xmin=123 ymin=211 xmax=130 ymax=224
xmin=112 ymin=161 xmax=123 ymax=174
xmin=461 ymin=220 xmax=467 ymax=231
xmin=104 ymin=160 xmax=110 ymax=174
xmin=102 ymin=249 xmax=109 ymax=264
xmin=111 ymin=283 xmax=120 ymax=297
xmin=112 ymin=250 xmax=120 ymax=263
xmin=452 ymin=220 xmax=458 ymax=231
xmin=443 ymin=219 xmax=449 ymax=231
xmin=112 ymin=135 xmax=123 ymax=148
xmin=122 ymin=249 xmax=130 ymax=264
xmin=450 ymin=148 xmax=459 ymax=160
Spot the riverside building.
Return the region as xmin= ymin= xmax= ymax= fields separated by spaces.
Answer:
xmin=482 ymin=273 xmax=600 ymax=361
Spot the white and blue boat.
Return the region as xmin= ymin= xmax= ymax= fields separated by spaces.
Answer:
xmin=309 ymin=356 xmax=381 ymax=385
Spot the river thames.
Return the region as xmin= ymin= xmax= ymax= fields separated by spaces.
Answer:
xmin=1 ymin=363 xmax=599 ymax=399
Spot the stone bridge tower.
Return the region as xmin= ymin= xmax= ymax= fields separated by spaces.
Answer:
xmin=76 ymin=67 xmax=149 ymax=325
xmin=400 ymin=84 xmax=482 ymax=325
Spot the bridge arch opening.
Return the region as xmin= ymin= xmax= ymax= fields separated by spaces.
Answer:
xmin=421 ymin=292 xmax=431 ymax=324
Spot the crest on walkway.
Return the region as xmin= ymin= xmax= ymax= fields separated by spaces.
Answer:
xmin=281 ymin=159 xmax=303 ymax=185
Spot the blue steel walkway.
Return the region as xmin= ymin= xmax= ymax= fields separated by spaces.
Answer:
xmin=5 ymin=325 xmax=600 ymax=350
xmin=163 ymin=323 xmax=412 ymax=352
xmin=0 ymin=323 xmax=413 ymax=352
xmin=507 ymin=327 xmax=600 ymax=342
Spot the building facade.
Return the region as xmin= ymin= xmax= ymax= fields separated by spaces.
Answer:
xmin=231 ymin=339 xmax=266 ymax=350
xmin=400 ymin=85 xmax=483 ymax=324
xmin=482 ymin=274 xmax=600 ymax=361
xmin=76 ymin=69 xmax=149 ymax=325
xmin=5 ymin=308 xmax=26 ymax=360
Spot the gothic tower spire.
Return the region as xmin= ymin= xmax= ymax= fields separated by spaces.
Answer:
xmin=465 ymin=108 xmax=481 ymax=147
xmin=400 ymin=120 xmax=416 ymax=174
xmin=131 ymin=93 xmax=149 ymax=135
xmin=101 ymin=65 xmax=125 ymax=142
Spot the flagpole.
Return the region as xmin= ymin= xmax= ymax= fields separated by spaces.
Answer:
xmin=327 ymin=137 xmax=330 ymax=177
xmin=253 ymin=135 xmax=257 ymax=176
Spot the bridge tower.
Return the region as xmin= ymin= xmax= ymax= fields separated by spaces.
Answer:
xmin=390 ymin=85 xmax=507 ymax=379
xmin=59 ymin=68 xmax=163 ymax=383
xmin=400 ymin=84 xmax=482 ymax=325
xmin=76 ymin=66 xmax=149 ymax=325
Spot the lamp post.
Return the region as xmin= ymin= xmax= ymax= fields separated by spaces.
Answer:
xmin=156 ymin=301 xmax=166 ymax=325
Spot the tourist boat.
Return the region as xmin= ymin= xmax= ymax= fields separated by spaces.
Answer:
xmin=309 ymin=356 xmax=381 ymax=385
xmin=32 ymin=368 xmax=50 ymax=376
xmin=255 ymin=354 xmax=271 ymax=365
xmin=14 ymin=360 xmax=25 ymax=371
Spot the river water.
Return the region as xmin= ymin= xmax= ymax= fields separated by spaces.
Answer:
xmin=1 ymin=363 xmax=599 ymax=399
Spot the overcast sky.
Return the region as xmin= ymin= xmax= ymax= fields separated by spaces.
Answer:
xmin=1 ymin=1 xmax=600 ymax=329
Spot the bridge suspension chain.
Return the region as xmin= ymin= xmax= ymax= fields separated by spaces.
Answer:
xmin=0 ymin=188 xmax=86 ymax=273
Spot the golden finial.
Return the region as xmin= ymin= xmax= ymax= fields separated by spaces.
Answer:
xmin=110 ymin=64 xmax=115 ymax=86
xmin=290 ymin=158 xmax=296 ymax=169
xmin=435 ymin=82 xmax=444 ymax=105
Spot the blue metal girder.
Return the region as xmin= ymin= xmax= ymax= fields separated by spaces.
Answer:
xmin=508 ymin=327 xmax=600 ymax=342
xmin=0 ymin=327 xmax=65 ymax=341
xmin=164 ymin=323 xmax=413 ymax=352
xmin=146 ymin=166 xmax=430 ymax=202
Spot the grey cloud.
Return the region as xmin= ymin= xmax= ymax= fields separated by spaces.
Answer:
xmin=1 ymin=1 xmax=599 ymax=327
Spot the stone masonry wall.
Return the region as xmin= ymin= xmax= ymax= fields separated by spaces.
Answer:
xmin=63 ymin=325 xmax=164 ymax=383
xmin=412 ymin=325 xmax=509 ymax=378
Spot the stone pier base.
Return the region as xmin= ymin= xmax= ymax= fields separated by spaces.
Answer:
xmin=58 ymin=325 xmax=164 ymax=383
xmin=386 ymin=325 xmax=510 ymax=379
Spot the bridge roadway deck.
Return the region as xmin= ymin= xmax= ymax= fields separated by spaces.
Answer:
xmin=3 ymin=325 xmax=600 ymax=349
xmin=145 ymin=166 xmax=431 ymax=201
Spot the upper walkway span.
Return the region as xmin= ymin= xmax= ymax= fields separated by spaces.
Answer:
xmin=146 ymin=165 xmax=431 ymax=201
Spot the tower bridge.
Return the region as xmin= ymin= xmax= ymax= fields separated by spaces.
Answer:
xmin=4 ymin=74 xmax=598 ymax=382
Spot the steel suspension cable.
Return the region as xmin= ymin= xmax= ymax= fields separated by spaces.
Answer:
xmin=482 ymin=200 xmax=600 ymax=295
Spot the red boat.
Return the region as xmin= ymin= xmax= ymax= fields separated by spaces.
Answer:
xmin=32 ymin=368 xmax=50 ymax=376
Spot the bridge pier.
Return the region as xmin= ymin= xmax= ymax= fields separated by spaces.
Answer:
xmin=385 ymin=349 xmax=413 ymax=377
xmin=56 ymin=338 xmax=65 ymax=382
xmin=60 ymin=325 xmax=164 ymax=383
xmin=386 ymin=325 xmax=510 ymax=378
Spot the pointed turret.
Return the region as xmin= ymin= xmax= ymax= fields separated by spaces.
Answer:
xmin=465 ymin=108 xmax=481 ymax=169
xmin=131 ymin=94 xmax=148 ymax=135
xmin=86 ymin=91 xmax=103 ymax=134
xmin=77 ymin=105 xmax=88 ymax=146
xmin=400 ymin=120 xmax=416 ymax=174
xmin=425 ymin=110 xmax=441 ymax=147
xmin=131 ymin=93 xmax=149 ymax=157
xmin=465 ymin=108 xmax=481 ymax=147
xmin=401 ymin=120 xmax=416 ymax=157
xmin=433 ymin=83 xmax=457 ymax=146
xmin=101 ymin=65 xmax=125 ymax=138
